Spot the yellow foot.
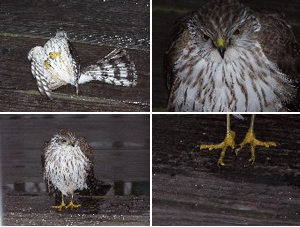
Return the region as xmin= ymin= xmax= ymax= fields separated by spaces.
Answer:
xmin=66 ymin=200 xmax=81 ymax=210
xmin=200 ymin=130 xmax=236 ymax=166
xmin=51 ymin=200 xmax=67 ymax=211
xmin=235 ymin=130 xmax=276 ymax=164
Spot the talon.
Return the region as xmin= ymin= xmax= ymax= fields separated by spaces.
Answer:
xmin=51 ymin=199 xmax=67 ymax=211
xmin=237 ymin=115 xmax=276 ymax=164
xmin=66 ymin=201 xmax=81 ymax=210
xmin=218 ymin=159 xmax=225 ymax=166
xmin=65 ymin=192 xmax=81 ymax=210
xmin=200 ymin=114 xmax=235 ymax=165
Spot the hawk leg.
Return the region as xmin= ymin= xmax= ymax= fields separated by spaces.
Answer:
xmin=235 ymin=114 xmax=276 ymax=163
xmin=66 ymin=193 xmax=81 ymax=210
xmin=51 ymin=194 xmax=67 ymax=211
xmin=200 ymin=114 xmax=235 ymax=166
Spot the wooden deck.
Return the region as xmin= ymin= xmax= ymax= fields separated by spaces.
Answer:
xmin=152 ymin=114 xmax=300 ymax=225
xmin=0 ymin=0 xmax=150 ymax=112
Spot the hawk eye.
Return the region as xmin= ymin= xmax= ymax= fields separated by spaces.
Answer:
xmin=62 ymin=139 xmax=67 ymax=143
xmin=233 ymin=28 xmax=242 ymax=35
xmin=202 ymin=33 xmax=210 ymax=41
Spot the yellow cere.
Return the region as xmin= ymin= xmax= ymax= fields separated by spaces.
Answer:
xmin=216 ymin=38 xmax=225 ymax=47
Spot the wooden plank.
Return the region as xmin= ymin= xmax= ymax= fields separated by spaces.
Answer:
xmin=3 ymin=195 xmax=150 ymax=225
xmin=152 ymin=114 xmax=300 ymax=225
xmin=0 ymin=36 xmax=149 ymax=111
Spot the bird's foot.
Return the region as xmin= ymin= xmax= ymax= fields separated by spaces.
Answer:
xmin=235 ymin=130 xmax=276 ymax=164
xmin=66 ymin=200 xmax=81 ymax=210
xmin=51 ymin=200 xmax=67 ymax=211
xmin=200 ymin=130 xmax=236 ymax=166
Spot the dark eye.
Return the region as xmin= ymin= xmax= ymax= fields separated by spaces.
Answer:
xmin=233 ymin=28 xmax=242 ymax=35
xmin=62 ymin=139 xmax=67 ymax=143
xmin=202 ymin=33 xmax=210 ymax=41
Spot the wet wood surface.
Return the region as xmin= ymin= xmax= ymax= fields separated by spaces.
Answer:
xmin=152 ymin=114 xmax=300 ymax=225
xmin=0 ymin=0 xmax=150 ymax=112
xmin=1 ymin=114 xmax=150 ymax=225
xmin=152 ymin=0 xmax=300 ymax=111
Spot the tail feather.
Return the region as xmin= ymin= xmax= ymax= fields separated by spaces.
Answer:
xmin=79 ymin=49 xmax=137 ymax=86
xmin=81 ymin=173 xmax=112 ymax=196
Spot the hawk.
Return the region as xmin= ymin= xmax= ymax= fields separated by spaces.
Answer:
xmin=41 ymin=130 xmax=111 ymax=211
xmin=28 ymin=31 xmax=137 ymax=99
xmin=200 ymin=114 xmax=276 ymax=165
xmin=28 ymin=31 xmax=81 ymax=99
xmin=165 ymin=0 xmax=300 ymax=112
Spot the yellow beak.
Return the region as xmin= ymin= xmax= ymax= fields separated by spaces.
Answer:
xmin=70 ymin=139 xmax=75 ymax=147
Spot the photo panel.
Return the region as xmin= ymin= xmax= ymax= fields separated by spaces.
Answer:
xmin=153 ymin=0 xmax=300 ymax=112
xmin=0 ymin=0 xmax=150 ymax=112
xmin=1 ymin=114 xmax=150 ymax=225
xmin=152 ymin=114 xmax=300 ymax=225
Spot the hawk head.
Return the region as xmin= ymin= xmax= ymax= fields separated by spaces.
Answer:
xmin=187 ymin=0 xmax=261 ymax=61
xmin=51 ymin=130 xmax=78 ymax=148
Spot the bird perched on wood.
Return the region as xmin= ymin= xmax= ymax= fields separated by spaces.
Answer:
xmin=200 ymin=114 xmax=276 ymax=165
xmin=28 ymin=31 xmax=137 ymax=99
xmin=41 ymin=130 xmax=111 ymax=211
xmin=165 ymin=0 xmax=300 ymax=112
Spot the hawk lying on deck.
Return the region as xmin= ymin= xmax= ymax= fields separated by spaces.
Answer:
xmin=28 ymin=31 xmax=137 ymax=99
xmin=41 ymin=130 xmax=111 ymax=211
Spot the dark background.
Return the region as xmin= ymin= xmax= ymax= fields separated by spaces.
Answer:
xmin=1 ymin=114 xmax=150 ymax=225
xmin=153 ymin=114 xmax=300 ymax=225
xmin=0 ymin=0 xmax=150 ymax=111
xmin=152 ymin=0 xmax=300 ymax=111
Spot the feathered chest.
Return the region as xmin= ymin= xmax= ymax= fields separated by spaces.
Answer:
xmin=168 ymin=42 xmax=295 ymax=112
xmin=43 ymin=144 xmax=91 ymax=195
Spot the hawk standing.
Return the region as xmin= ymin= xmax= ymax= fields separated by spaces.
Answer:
xmin=28 ymin=31 xmax=137 ymax=99
xmin=42 ymin=130 xmax=111 ymax=211
xmin=166 ymin=0 xmax=299 ymax=112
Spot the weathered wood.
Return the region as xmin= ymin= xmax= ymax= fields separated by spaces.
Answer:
xmin=153 ymin=114 xmax=300 ymax=225
xmin=0 ymin=0 xmax=150 ymax=112
xmin=0 ymin=36 xmax=149 ymax=112
xmin=152 ymin=0 xmax=300 ymax=111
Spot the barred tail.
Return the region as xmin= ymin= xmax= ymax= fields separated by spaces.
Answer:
xmin=79 ymin=49 xmax=137 ymax=86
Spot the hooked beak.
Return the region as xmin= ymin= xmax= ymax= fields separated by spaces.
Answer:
xmin=216 ymin=38 xmax=226 ymax=59
xmin=70 ymin=139 xmax=75 ymax=147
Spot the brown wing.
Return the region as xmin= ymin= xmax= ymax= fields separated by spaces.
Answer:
xmin=164 ymin=11 xmax=198 ymax=92
xmin=256 ymin=11 xmax=300 ymax=81
xmin=78 ymin=136 xmax=112 ymax=196
xmin=78 ymin=137 xmax=94 ymax=164
xmin=256 ymin=11 xmax=300 ymax=110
